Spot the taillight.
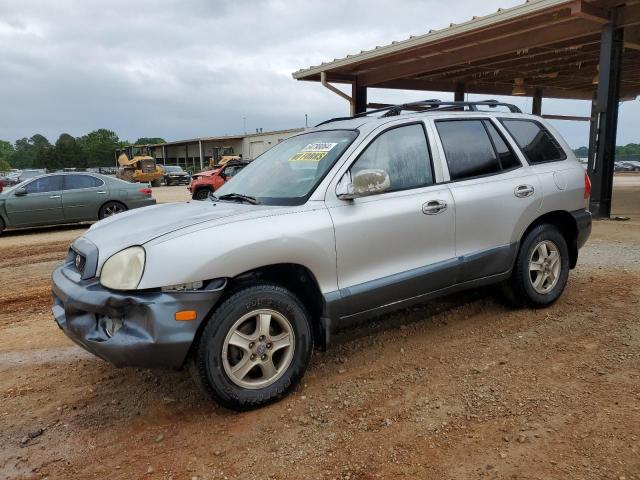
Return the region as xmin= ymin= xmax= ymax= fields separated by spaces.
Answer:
xmin=584 ymin=172 xmax=592 ymax=199
xmin=139 ymin=188 xmax=152 ymax=196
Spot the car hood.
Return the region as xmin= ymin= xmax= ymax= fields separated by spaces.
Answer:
xmin=83 ymin=201 xmax=282 ymax=263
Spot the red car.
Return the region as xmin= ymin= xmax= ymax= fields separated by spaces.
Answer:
xmin=188 ymin=161 xmax=248 ymax=200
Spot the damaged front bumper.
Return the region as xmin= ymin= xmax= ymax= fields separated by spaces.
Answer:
xmin=51 ymin=265 xmax=225 ymax=368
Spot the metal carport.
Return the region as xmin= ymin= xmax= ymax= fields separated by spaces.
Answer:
xmin=292 ymin=0 xmax=640 ymax=218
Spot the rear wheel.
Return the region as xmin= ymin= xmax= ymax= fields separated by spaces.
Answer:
xmin=151 ymin=179 xmax=162 ymax=187
xmin=505 ymin=224 xmax=570 ymax=307
xmin=0 ymin=216 xmax=5 ymax=235
xmin=191 ymin=284 xmax=313 ymax=410
xmin=98 ymin=201 xmax=127 ymax=220
xmin=193 ymin=188 xmax=212 ymax=201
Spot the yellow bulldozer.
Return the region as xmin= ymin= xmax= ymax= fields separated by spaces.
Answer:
xmin=208 ymin=146 xmax=242 ymax=169
xmin=116 ymin=146 xmax=164 ymax=187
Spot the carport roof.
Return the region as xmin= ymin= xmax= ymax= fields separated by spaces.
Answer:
xmin=292 ymin=0 xmax=640 ymax=100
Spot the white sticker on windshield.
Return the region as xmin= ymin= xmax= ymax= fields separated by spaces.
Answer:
xmin=289 ymin=142 xmax=338 ymax=162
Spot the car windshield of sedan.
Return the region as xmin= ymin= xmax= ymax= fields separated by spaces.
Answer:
xmin=164 ymin=166 xmax=185 ymax=173
xmin=213 ymin=130 xmax=358 ymax=205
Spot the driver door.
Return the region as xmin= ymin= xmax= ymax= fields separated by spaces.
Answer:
xmin=326 ymin=122 xmax=456 ymax=319
xmin=5 ymin=175 xmax=65 ymax=227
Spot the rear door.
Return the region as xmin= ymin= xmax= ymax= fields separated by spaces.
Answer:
xmin=5 ymin=175 xmax=65 ymax=227
xmin=326 ymin=122 xmax=456 ymax=318
xmin=62 ymin=174 xmax=108 ymax=221
xmin=431 ymin=117 xmax=542 ymax=282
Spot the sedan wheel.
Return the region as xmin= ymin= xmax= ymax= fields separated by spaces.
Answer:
xmin=98 ymin=201 xmax=127 ymax=220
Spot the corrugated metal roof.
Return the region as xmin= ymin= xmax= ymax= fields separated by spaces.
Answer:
xmin=292 ymin=0 xmax=574 ymax=79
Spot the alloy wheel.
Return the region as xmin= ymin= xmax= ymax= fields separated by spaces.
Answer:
xmin=529 ymin=240 xmax=561 ymax=294
xmin=221 ymin=309 xmax=295 ymax=389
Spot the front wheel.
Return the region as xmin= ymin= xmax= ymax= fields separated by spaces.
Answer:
xmin=505 ymin=224 xmax=570 ymax=307
xmin=191 ymin=284 xmax=313 ymax=410
xmin=193 ymin=189 xmax=212 ymax=201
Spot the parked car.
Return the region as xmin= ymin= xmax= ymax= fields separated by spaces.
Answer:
xmin=618 ymin=160 xmax=640 ymax=171
xmin=17 ymin=169 xmax=47 ymax=182
xmin=188 ymin=160 xmax=248 ymax=200
xmin=162 ymin=165 xmax=191 ymax=186
xmin=0 ymin=172 xmax=156 ymax=234
xmin=52 ymin=100 xmax=591 ymax=411
xmin=614 ymin=161 xmax=634 ymax=172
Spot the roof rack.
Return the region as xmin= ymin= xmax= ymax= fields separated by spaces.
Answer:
xmin=315 ymin=99 xmax=522 ymax=126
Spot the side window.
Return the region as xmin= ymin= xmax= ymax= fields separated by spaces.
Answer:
xmin=501 ymin=119 xmax=566 ymax=164
xmin=24 ymin=175 xmax=63 ymax=194
xmin=436 ymin=120 xmax=500 ymax=180
xmin=351 ymin=123 xmax=433 ymax=193
xmin=484 ymin=121 xmax=521 ymax=170
xmin=64 ymin=175 xmax=103 ymax=190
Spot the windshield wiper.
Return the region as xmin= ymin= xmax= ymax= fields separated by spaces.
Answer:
xmin=217 ymin=193 xmax=260 ymax=205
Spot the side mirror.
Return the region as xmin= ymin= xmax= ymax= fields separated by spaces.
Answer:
xmin=336 ymin=169 xmax=391 ymax=200
xmin=14 ymin=187 xmax=27 ymax=197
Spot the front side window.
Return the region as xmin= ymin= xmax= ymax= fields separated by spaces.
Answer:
xmin=436 ymin=120 xmax=501 ymax=180
xmin=214 ymin=130 xmax=358 ymax=205
xmin=24 ymin=175 xmax=63 ymax=194
xmin=501 ymin=119 xmax=566 ymax=164
xmin=64 ymin=175 xmax=103 ymax=190
xmin=350 ymin=123 xmax=433 ymax=193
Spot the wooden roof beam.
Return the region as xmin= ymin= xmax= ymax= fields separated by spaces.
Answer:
xmin=359 ymin=19 xmax=599 ymax=86
xmin=570 ymin=0 xmax=611 ymax=24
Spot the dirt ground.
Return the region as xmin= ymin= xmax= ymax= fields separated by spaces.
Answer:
xmin=1 ymin=177 xmax=639 ymax=480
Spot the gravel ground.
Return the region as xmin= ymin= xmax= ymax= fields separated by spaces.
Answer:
xmin=0 ymin=176 xmax=639 ymax=480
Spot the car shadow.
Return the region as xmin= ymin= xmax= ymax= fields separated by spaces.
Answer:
xmin=2 ymin=223 xmax=91 ymax=237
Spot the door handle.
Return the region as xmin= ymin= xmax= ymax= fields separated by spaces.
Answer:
xmin=514 ymin=185 xmax=535 ymax=198
xmin=422 ymin=200 xmax=447 ymax=215
xmin=96 ymin=191 xmax=107 ymax=194
xmin=49 ymin=195 xmax=61 ymax=199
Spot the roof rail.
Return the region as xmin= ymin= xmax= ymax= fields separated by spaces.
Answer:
xmin=315 ymin=99 xmax=522 ymax=126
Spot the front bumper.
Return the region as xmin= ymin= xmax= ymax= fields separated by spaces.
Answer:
xmin=51 ymin=265 xmax=225 ymax=368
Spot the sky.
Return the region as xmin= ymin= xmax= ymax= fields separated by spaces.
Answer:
xmin=1 ymin=0 xmax=639 ymax=148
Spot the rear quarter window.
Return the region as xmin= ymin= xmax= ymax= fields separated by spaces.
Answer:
xmin=501 ymin=119 xmax=567 ymax=164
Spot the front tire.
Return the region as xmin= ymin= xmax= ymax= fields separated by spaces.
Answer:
xmin=505 ymin=224 xmax=570 ymax=307
xmin=193 ymin=188 xmax=212 ymax=201
xmin=191 ymin=284 xmax=313 ymax=411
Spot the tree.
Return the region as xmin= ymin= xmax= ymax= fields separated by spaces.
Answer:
xmin=0 ymin=140 xmax=14 ymax=161
xmin=78 ymin=129 xmax=122 ymax=168
xmin=54 ymin=133 xmax=86 ymax=169
xmin=0 ymin=158 xmax=11 ymax=171
xmin=134 ymin=137 xmax=166 ymax=145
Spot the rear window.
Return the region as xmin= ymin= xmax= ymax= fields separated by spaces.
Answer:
xmin=501 ymin=119 xmax=566 ymax=164
xmin=64 ymin=175 xmax=103 ymax=190
xmin=436 ymin=120 xmax=501 ymax=180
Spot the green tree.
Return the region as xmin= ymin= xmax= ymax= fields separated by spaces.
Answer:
xmin=78 ymin=129 xmax=121 ymax=168
xmin=9 ymin=135 xmax=52 ymax=169
xmin=0 ymin=140 xmax=14 ymax=161
xmin=0 ymin=158 xmax=11 ymax=171
xmin=134 ymin=137 xmax=165 ymax=145
xmin=54 ymin=133 xmax=86 ymax=169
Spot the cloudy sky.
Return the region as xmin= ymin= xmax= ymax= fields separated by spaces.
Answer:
xmin=1 ymin=0 xmax=639 ymax=148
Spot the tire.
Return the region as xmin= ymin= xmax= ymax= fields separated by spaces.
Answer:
xmin=165 ymin=178 xmax=172 ymax=186
xmin=193 ymin=189 xmax=212 ymax=201
xmin=505 ymin=224 xmax=570 ymax=308
xmin=98 ymin=201 xmax=127 ymax=220
xmin=0 ymin=216 xmax=5 ymax=235
xmin=191 ymin=283 xmax=313 ymax=411
xmin=151 ymin=179 xmax=162 ymax=188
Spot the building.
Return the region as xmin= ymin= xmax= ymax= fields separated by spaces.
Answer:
xmin=292 ymin=0 xmax=640 ymax=218
xmin=118 ymin=128 xmax=304 ymax=171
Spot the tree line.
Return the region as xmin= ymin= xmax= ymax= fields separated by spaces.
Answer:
xmin=573 ymin=143 xmax=640 ymax=158
xmin=0 ymin=131 xmax=166 ymax=172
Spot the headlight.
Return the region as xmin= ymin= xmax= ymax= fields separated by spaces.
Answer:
xmin=100 ymin=246 xmax=145 ymax=290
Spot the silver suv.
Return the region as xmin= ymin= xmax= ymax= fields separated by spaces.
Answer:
xmin=52 ymin=100 xmax=592 ymax=410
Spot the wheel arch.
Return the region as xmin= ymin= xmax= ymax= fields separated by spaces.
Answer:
xmin=187 ymin=262 xmax=328 ymax=365
xmin=520 ymin=210 xmax=579 ymax=268
xmin=98 ymin=200 xmax=127 ymax=219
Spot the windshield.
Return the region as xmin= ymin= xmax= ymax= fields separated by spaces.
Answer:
xmin=214 ymin=130 xmax=358 ymax=205
xmin=164 ymin=166 xmax=184 ymax=173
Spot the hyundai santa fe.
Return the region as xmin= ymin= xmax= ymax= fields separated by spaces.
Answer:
xmin=52 ymin=100 xmax=591 ymax=410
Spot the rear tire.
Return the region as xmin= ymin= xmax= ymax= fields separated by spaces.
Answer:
xmin=98 ymin=201 xmax=127 ymax=220
xmin=505 ymin=224 xmax=570 ymax=308
xmin=191 ymin=283 xmax=313 ymax=411
xmin=193 ymin=189 xmax=212 ymax=201
xmin=151 ymin=179 xmax=162 ymax=188
xmin=0 ymin=216 xmax=5 ymax=235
